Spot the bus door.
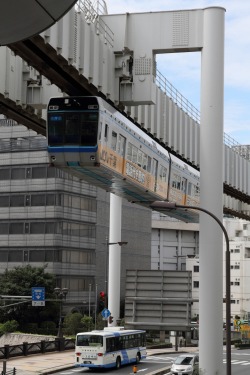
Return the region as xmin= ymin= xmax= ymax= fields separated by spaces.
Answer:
xmin=152 ymin=158 xmax=158 ymax=192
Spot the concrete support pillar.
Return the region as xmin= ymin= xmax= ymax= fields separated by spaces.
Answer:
xmin=108 ymin=193 xmax=122 ymax=326
xmin=199 ymin=7 xmax=225 ymax=375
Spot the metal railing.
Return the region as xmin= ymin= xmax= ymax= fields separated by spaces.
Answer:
xmin=1 ymin=360 xmax=16 ymax=375
xmin=155 ymin=68 xmax=200 ymax=124
xmin=0 ymin=338 xmax=75 ymax=360
xmin=76 ymin=0 xmax=114 ymax=47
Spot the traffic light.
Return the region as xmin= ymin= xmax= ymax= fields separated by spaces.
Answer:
xmin=99 ymin=291 xmax=106 ymax=310
xmin=108 ymin=315 xmax=113 ymax=324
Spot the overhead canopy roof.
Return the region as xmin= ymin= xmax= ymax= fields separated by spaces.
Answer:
xmin=0 ymin=0 xmax=78 ymax=45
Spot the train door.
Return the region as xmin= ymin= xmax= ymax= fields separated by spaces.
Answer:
xmin=152 ymin=158 xmax=158 ymax=192
xmin=181 ymin=177 xmax=187 ymax=204
xmin=117 ymin=135 xmax=126 ymax=173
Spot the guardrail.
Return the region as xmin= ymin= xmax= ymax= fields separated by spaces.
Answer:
xmin=1 ymin=360 xmax=16 ymax=375
xmin=0 ymin=338 xmax=75 ymax=359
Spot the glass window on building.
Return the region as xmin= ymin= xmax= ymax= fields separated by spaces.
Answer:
xmin=9 ymin=222 xmax=23 ymax=234
xmin=8 ymin=250 xmax=23 ymax=262
xmin=31 ymin=194 xmax=46 ymax=206
xmin=193 ymin=281 xmax=199 ymax=288
xmin=72 ymin=196 xmax=80 ymax=209
xmin=0 ymin=196 xmax=9 ymax=207
xmin=0 ymin=251 xmax=8 ymax=261
xmin=46 ymin=194 xmax=56 ymax=206
xmin=45 ymin=222 xmax=55 ymax=234
xmin=32 ymin=166 xmax=47 ymax=178
xmin=0 ymin=223 xmax=9 ymax=234
xmin=0 ymin=168 xmax=10 ymax=180
xmin=11 ymin=168 xmax=25 ymax=180
xmin=47 ymin=166 xmax=56 ymax=178
xmin=30 ymin=222 xmax=45 ymax=234
xmin=30 ymin=250 xmax=45 ymax=262
xmin=10 ymin=195 xmax=24 ymax=207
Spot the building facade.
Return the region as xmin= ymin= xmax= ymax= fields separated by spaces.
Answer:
xmin=0 ymin=120 xmax=151 ymax=315
xmin=152 ymin=211 xmax=250 ymax=321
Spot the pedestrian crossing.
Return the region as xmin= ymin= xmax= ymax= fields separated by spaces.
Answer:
xmin=223 ymin=359 xmax=250 ymax=366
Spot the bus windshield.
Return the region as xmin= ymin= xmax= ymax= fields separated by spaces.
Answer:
xmin=76 ymin=334 xmax=103 ymax=347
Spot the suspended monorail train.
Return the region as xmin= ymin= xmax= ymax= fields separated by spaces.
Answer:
xmin=47 ymin=96 xmax=200 ymax=222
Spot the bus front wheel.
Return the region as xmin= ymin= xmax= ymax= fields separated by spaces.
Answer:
xmin=116 ymin=356 xmax=121 ymax=369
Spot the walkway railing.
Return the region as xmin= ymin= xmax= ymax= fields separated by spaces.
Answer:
xmin=0 ymin=338 xmax=75 ymax=360
xmin=155 ymin=68 xmax=200 ymax=124
xmin=76 ymin=0 xmax=114 ymax=47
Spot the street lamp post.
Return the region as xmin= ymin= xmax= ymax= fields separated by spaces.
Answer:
xmin=54 ymin=287 xmax=69 ymax=338
xmin=150 ymin=201 xmax=231 ymax=375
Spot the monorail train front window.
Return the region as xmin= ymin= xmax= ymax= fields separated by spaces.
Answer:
xmin=80 ymin=112 xmax=99 ymax=146
xmin=65 ymin=115 xmax=80 ymax=144
xmin=48 ymin=114 xmax=64 ymax=145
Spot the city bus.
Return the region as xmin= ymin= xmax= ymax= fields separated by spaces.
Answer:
xmin=75 ymin=327 xmax=146 ymax=369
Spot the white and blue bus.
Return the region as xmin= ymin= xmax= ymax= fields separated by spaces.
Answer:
xmin=75 ymin=327 xmax=146 ymax=369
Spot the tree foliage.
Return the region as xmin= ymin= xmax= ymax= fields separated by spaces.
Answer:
xmin=64 ymin=312 xmax=83 ymax=335
xmin=0 ymin=265 xmax=56 ymax=329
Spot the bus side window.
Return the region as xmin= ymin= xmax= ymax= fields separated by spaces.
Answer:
xmin=104 ymin=124 xmax=109 ymax=140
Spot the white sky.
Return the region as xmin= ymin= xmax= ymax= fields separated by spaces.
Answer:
xmin=106 ymin=0 xmax=250 ymax=145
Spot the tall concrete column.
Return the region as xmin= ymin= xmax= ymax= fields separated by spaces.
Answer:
xmin=108 ymin=193 xmax=122 ymax=326
xmin=199 ymin=7 xmax=225 ymax=375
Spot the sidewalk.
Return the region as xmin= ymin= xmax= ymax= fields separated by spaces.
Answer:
xmin=0 ymin=347 xmax=198 ymax=375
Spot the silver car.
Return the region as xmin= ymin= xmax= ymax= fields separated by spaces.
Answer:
xmin=170 ymin=354 xmax=199 ymax=375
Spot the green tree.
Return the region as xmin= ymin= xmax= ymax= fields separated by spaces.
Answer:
xmin=64 ymin=312 xmax=83 ymax=335
xmin=0 ymin=320 xmax=19 ymax=335
xmin=0 ymin=265 xmax=56 ymax=330
xmin=80 ymin=315 xmax=94 ymax=332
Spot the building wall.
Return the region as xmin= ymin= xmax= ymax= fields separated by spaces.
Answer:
xmin=0 ymin=122 xmax=151 ymax=316
xmin=151 ymin=212 xmax=250 ymax=321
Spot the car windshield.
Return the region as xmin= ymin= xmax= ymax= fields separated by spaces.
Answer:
xmin=175 ymin=356 xmax=193 ymax=365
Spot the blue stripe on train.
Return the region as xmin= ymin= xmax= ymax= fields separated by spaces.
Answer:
xmin=48 ymin=145 xmax=98 ymax=152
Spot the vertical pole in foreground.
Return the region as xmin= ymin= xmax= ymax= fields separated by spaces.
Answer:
xmin=199 ymin=7 xmax=225 ymax=375
xmin=108 ymin=193 xmax=122 ymax=326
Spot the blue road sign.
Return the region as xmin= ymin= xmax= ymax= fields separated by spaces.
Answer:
xmin=101 ymin=308 xmax=111 ymax=319
xmin=32 ymin=287 xmax=45 ymax=306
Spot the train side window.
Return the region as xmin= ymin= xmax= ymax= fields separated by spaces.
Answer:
xmin=104 ymin=124 xmax=109 ymax=140
xmin=159 ymin=165 xmax=168 ymax=182
xmin=172 ymin=173 xmax=181 ymax=189
xmin=132 ymin=145 xmax=138 ymax=164
xmin=127 ymin=143 xmax=132 ymax=161
xmin=147 ymin=157 xmax=152 ymax=172
xmin=181 ymin=178 xmax=187 ymax=193
xmin=118 ymin=135 xmax=126 ymax=157
xmin=111 ymin=131 xmax=117 ymax=151
xmin=142 ymin=154 xmax=147 ymax=170
xmin=137 ymin=150 xmax=143 ymax=167
xmin=195 ymin=185 xmax=200 ymax=197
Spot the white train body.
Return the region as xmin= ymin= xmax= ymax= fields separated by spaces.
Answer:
xmin=47 ymin=96 xmax=200 ymax=222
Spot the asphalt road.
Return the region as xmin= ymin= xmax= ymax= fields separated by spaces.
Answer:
xmin=50 ymin=349 xmax=250 ymax=375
